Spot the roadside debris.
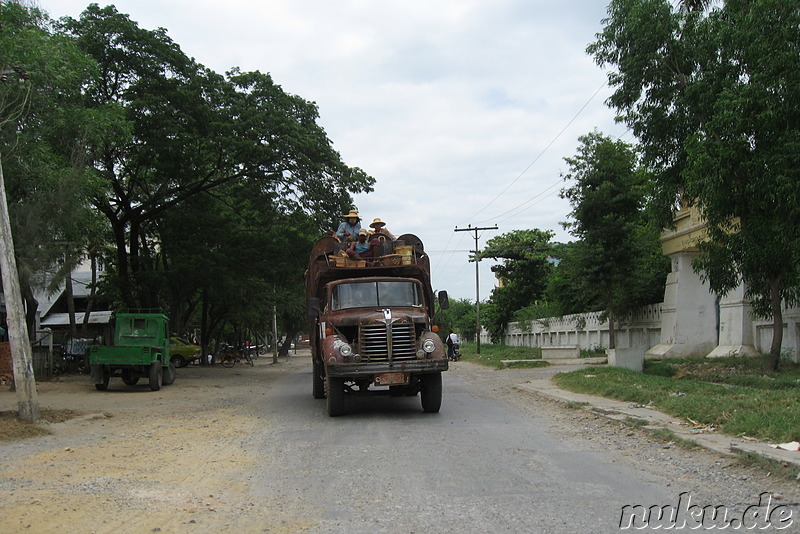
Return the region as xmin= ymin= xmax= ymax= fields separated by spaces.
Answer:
xmin=770 ymin=441 xmax=800 ymax=452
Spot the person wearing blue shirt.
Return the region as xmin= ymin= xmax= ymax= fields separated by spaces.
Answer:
xmin=347 ymin=229 xmax=372 ymax=258
xmin=336 ymin=209 xmax=361 ymax=241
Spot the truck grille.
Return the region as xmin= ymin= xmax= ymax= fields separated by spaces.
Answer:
xmin=360 ymin=323 xmax=416 ymax=361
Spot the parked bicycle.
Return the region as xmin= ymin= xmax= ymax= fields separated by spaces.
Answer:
xmin=220 ymin=344 xmax=254 ymax=368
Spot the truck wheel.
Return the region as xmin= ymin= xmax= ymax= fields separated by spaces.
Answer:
xmin=162 ymin=362 xmax=176 ymax=385
xmin=170 ymin=355 xmax=186 ymax=368
xmin=149 ymin=362 xmax=162 ymax=391
xmin=326 ymin=377 xmax=345 ymax=417
xmin=121 ymin=370 xmax=139 ymax=386
xmin=312 ymin=359 xmax=325 ymax=399
xmin=420 ymin=372 xmax=442 ymax=413
xmin=95 ymin=367 xmax=110 ymax=391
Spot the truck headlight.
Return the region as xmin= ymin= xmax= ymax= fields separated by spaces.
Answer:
xmin=339 ymin=343 xmax=353 ymax=357
xmin=422 ymin=338 xmax=436 ymax=353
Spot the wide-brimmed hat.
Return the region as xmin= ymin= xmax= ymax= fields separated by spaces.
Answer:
xmin=369 ymin=217 xmax=386 ymax=229
xmin=358 ymin=228 xmax=369 ymax=236
xmin=342 ymin=209 xmax=360 ymax=220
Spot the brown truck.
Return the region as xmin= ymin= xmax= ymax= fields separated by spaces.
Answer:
xmin=306 ymin=233 xmax=449 ymax=416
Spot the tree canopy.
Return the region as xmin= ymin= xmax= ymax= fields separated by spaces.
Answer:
xmin=590 ymin=0 xmax=800 ymax=368
xmin=3 ymin=3 xmax=375 ymax=350
xmin=478 ymin=228 xmax=556 ymax=342
xmin=560 ymin=131 xmax=667 ymax=347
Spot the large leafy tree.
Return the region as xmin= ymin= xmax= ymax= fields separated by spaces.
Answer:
xmin=478 ymin=229 xmax=555 ymax=342
xmin=590 ymin=0 xmax=800 ymax=368
xmin=1 ymin=3 xmax=101 ymax=334
xmin=60 ymin=4 xmax=373 ymax=309
xmin=560 ymin=131 xmax=666 ymax=348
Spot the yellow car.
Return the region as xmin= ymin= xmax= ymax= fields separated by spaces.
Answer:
xmin=169 ymin=336 xmax=202 ymax=368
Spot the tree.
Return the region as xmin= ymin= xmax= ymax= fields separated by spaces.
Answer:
xmin=60 ymin=5 xmax=374 ymax=308
xmin=590 ymin=0 xmax=800 ymax=369
xmin=560 ymin=131 xmax=666 ymax=348
xmin=436 ymin=298 xmax=477 ymax=343
xmin=1 ymin=3 xmax=102 ymax=335
xmin=478 ymin=229 xmax=556 ymax=342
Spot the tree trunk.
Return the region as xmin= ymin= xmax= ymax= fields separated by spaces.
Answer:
xmin=279 ymin=328 xmax=299 ymax=356
xmin=81 ymin=254 xmax=97 ymax=336
xmin=200 ymin=288 xmax=209 ymax=365
xmin=0 ymin=158 xmax=39 ymax=422
xmin=768 ymin=281 xmax=783 ymax=371
xmin=65 ymin=270 xmax=77 ymax=338
xmin=608 ymin=309 xmax=616 ymax=350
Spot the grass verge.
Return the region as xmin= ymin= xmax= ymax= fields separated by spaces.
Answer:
xmin=0 ymin=409 xmax=85 ymax=441
xmin=458 ymin=343 xmax=546 ymax=369
xmin=553 ymin=356 xmax=800 ymax=443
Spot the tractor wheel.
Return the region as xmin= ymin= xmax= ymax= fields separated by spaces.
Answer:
xmin=148 ymin=362 xmax=162 ymax=391
xmin=121 ymin=369 xmax=139 ymax=386
xmin=162 ymin=362 xmax=176 ymax=385
xmin=94 ymin=366 xmax=110 ymax=391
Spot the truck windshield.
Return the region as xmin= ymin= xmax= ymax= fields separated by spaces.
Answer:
xmin=332 ymin=281 xmax=421 ymax=310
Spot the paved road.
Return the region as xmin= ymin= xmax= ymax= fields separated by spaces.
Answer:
xmin=243 ymin=359 xmax=675 ymax=533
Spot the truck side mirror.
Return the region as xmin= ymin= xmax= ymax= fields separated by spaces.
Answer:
xmin=438 ymin=291 xmax=450 ymax=311
xmin=308 ymin=297 xmax=321 ymax=317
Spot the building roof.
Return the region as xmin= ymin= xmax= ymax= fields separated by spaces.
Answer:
xmin=40 ymin=310 xmax=113 ymax=328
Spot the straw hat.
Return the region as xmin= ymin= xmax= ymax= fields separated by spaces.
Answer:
xmin=358 ymin=228 xmax=368 ymax=236
xmin=369 ymin=217 xmax=386 ymax=229
xmin=342 ymin=209 xmax=360 ymax=220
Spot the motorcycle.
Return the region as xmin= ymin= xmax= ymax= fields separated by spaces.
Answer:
xmin=449 ymin=342 xmax=461 ymax=361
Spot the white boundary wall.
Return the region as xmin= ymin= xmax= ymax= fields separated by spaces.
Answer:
xmin=481 ymin=303 xmax=663 ymax=352
xmin=480 ymin=302 xmax=800 ymax=362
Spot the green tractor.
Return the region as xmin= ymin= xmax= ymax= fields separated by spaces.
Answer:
xmin=89 ymin=310 xmax=176 ymax=391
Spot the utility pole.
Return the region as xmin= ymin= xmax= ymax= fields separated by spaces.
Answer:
xmin=454 ymin=224 xmax=498 ymax=355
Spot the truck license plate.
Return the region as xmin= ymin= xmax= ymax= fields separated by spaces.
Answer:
xmin=375 ymin=372 xmax=409 ymax=386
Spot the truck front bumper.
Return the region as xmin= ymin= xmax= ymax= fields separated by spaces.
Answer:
xmin=325 ymin=358 xmax=448 ymax=378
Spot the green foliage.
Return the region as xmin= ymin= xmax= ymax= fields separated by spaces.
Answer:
xmin=436 ymin=297 xmax=477 ymax=342
xmin=2 ymin=2 xmax=377 ymax=348
xmin=559 ymin=131 xmax=668 ymax=346
xmin=459 ymin=343 xmax=544 ymax=369
xmin=1 ymin=3 xmax=103 ymax=331
xmin=478 ymin=228 xmax=556 ymax=342
xmin=555 ymin=357 xmax=800 ymax=442
xmin=590 ymin=0 xmax=800 ymax=369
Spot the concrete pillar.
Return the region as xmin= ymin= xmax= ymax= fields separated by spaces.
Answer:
xmin=707 ymin=283 xmax=759 ymax=358
xmin=646 ymin=251 xmax=718 ymax=358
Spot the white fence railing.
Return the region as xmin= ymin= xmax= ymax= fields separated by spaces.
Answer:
xmin=479 ymin=301 xmax=800 ymax=362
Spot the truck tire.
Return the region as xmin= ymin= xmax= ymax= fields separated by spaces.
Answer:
xmin=94 ymin=366 xmax=110 ymax=391
xmin=326 ymin=377 xmax=345 ymax=417
xmin=312 ymin=359 xmax=325 ymax=399
xmin=420 ymin=372 xmax=442 ymax=413
xmin=149 ymin=362 xmax=162 ymax=391
xmin=162 ymin=362 xmax=176 ymax=385
xmin=121 ymin=369 xmax=139 ymax=386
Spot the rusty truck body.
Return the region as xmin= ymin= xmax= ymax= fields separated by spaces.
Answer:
xmin=306 ymin=233 xmax=449 ymax=416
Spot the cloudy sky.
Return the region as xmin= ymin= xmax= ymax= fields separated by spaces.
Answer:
xmin=37 ymin=0 xmax=629 ymax=300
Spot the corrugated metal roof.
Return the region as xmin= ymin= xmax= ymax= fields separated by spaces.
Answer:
xmin=40 ymin=310 xmax=113 ymax=327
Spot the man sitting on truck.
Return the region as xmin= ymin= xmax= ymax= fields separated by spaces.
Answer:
xmin=346 ymin=229 xmax=373 ymax=259
xmin=336 ymin=210 xmax=361 ymax=242
xmin=368 ymin=218 xmax=396 ymax=257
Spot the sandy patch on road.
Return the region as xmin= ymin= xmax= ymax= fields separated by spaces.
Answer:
xmin=0 ymin=359 xmax=317 ymax=534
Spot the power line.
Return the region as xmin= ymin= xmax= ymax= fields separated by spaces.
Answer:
xmin=460 ymin=81 xmax=607 ymax=226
